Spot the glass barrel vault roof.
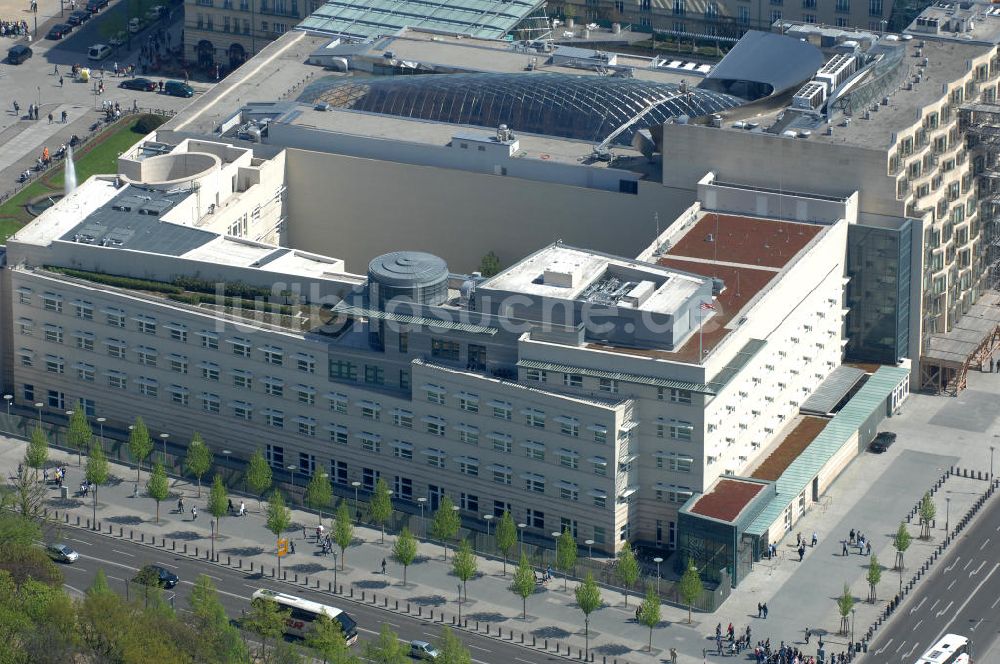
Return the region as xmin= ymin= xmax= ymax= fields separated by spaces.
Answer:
xmin=298 ymin=72 xmax=744 ymax=145
xmin=299 ymin=0 xmax=543 ymax=40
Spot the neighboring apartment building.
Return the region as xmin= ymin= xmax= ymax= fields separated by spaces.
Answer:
xmin=556 ymin=0 xmax=894 ymax=38
xmin=1 ymin=131 xmax=851 ymax=554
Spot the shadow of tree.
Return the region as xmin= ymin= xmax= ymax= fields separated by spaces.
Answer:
xmin=532 ymin=626 xmax=571 ymax=639
xmin=408 ymin=594 xmax=447 ymax=606
xmin=221 ymin=546 xmax=265 ymax=557
xmin=594 ymin=643 xmax=631 ymax=656
xmin=105 ymin=515 xmax=145 ymax=525
xmin=466 ymin=611 xmax=507 ymax=623
xmin=355 ymin=579 xmax=389 ymax=589
xmin=46 ymin=498 xmax=86 ymax=509
xmin=164 ymin=530 xmax=203 ymax=541
xmin=286 ymin=563 xmax=326 ymax=574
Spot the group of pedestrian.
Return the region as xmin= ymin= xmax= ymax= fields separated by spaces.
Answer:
xmin=0 ymin=19 xmax=28 ymax=36
xmin=101 ymin=100 xmax=122 ymax=122
xmin=15 ymin=102 xmax=41 ymax=121
xmin=43 ymin=466 xmax=69 ymax=487
xmin=756 ymin=602 xmax=770 ymax=619
xmin=841 ymin=529 xmax=872 ymax=556
xmin=713 ymin=622 xmax=753 ymax=656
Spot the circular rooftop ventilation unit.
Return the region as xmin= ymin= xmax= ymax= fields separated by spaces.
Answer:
xmin=368 ymin=251 xmax=449 ymax=307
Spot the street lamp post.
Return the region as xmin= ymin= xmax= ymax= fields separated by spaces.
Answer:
xmin=96 ymin=417 xmax=106 ymax=448
xmin=518 ymin=522 xmax=527 ymax=558
xmin=653 ymin=556 xmax=664 ymax=594
xmin=946 ymin=496 xmax=951 ymax=534
xmin=483 ymin=513 xmax=494 ymax=537
xmin=457 ymin=584 xmax=462 ymax=624
xmin=990 ymin=445 xmax=995 ymax=481
xmin=211 ymin=520 xmax=216 ymax=561
xmin=288 ymin=465 xmax=298 ymax=489
xmin=34 ymin=402 xmax=43 ymax=427
xmin=851 ymin=607 xmax=856 ymax=646
xmin=66 ymin=410 xmax=78 ymax=464
xmin=417 ymin=497 xmax=427 ymax=536
xmin=351 ymin=481 xmax=362 ymax=523
xmin=333 ymin=551 xmax=338 ymax=589
xmin=4 ymin=394 xmax=12 ymax=417
xmin=160 ymin=433 xmax=169 ymax=465
xmin=585 ymin=539 xmax=594 ymax=559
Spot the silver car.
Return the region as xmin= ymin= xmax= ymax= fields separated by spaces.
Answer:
xmin=46 ymin=543 xmax=80 ymax=563
xmin=409 ymin=640 xmax=439 ymax=660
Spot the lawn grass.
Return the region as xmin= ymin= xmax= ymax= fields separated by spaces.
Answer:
xmin=0 ymin=115 xmax=159 ymax=242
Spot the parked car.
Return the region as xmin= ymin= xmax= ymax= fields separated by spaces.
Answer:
xmin=7 ymin=44 xmax=32 ymax=64
xmin=162 ymin=80 xmax=194 ymax=97
xmin=146 ymin=4 xmax=165 ymax=19
xmin=120 ymin=77 xmax=157 ymax=91
xmin=85 ymin=0 xmax=109 ymax=11
xmin=108 ymin=30 xmax=127 ymax=47
xmin=409 ymin=641 xmax=439 ymax=660
xmin=67 ymin=10 xmax=91 ymax=25
xmin=133 ymin=564 xmax=178 ymax=588
xmin=87 ymin=43 xmax=112 ymax=61
xmin=46 ymin=23 xmax=72 ymax=39
xmin=868 ymin=431 xmax=897 ymax=454
xmin=46 ymin=543 xmax=80 ymax=563
xmin=128 ymin=17 xmax=144 ymax=33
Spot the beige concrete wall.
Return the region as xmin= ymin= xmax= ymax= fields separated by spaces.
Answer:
xmin=284 ymin=149 xmax=695 ymax=274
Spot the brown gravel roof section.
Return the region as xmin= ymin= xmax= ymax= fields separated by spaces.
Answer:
xmin=663 ymin=213 xmax=823 ymax=269
xmin=751 ymin=416 xmax=829 ymax=481
xmin=689 ymin=478 xmax=767 ymax=523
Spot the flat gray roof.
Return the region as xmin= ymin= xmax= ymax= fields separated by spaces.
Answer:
xmin=924 ymin=290 xmax=1000 ymax=366
xmin=800 ymin=365 xmax=867 ymax=416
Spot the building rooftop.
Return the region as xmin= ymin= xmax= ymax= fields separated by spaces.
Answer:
xmin=688 ymin=478 xmax=768 ymax=523
xmin=905 ymin=0 xmax=1000 ymax=45
xmin=751 ymin=415 xmax=829 ymax=482
xmin=299 ymin=0 xmax=544 ymax=41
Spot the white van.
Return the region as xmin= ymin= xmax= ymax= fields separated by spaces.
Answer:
xmin=87 ymin=43 xmax=111 ymax=60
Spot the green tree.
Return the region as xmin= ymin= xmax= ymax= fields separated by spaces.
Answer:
xmin=208 ymin=474 xmax=228 ymax=559
xmin=88 ymin=568 xmax=112 ymax=596
xmin=919 ymin=491 xmax=937 ymax=539
xmin=306 ymin=613 xmax=359 ymax=664
xmin=24 ymin=426 xmax=48 ymax=481
xmin=837 ymin=583 xmax=855 ymax=635
xmin=894 ymin=521 xmax=912 ymax=570
xmin=574 ymin=572 xmax=602 ymax=659
xmin=392 ymin=527 xmax=418 ymax=585
xmin=189 ymin=574 xmax=248 ymax=664
xmin=678 ymin=558 xmax=702 ymax=624
xmin=85 ymin=439 xmax=109 ymax=529
xmin=305 ymin=471 xmax=332 ymax=524
xmin=266 ymin=490 xmax=292 ymax=575
xmin=146 ymin=461 xmax=169 ymax=524
xmin=2 ymin=467 xmax=47 ymax=523
xmin=184 ymin=433 xmax=212 ymax=498
xmin=867 ymin=553 xmax=882 ymax=603
xmin=495 ymin=510 xmax=517 ymax=576
xmin=436 ymin=626 xmax=472 ymax=664
xmin=510 ymin=554 xmax=535 ymax=619
xmin=555 ymin=528 xmax=578 ymax=590
xmin=246 ymin=448 xmax=273 ymax=508
xmin=128 ymin=417 xmax=153 ymax=483
xmin=243 ymin=595 xmax=290 ymax=664
xmin=369 ymin=478 xmax=393 ymax=543
xmin=363 ymin=623 xmax=407 ymax=664
xmin=638 ymin=585 xmax=661 ymax=652
xmin=430 ymin=495 xmax=461 ymax=560
xmin=452 ymin=539 xmax=477 ymax=601
xmin=616 ymin=542 xmax=639 ymax=606
xmin=333 ymin=501 xmax=353 ymax=570
xmin=479 ymin=251 xmax=501 ymax=277
xmin=66 ymin=404 xmax=92 ymax=466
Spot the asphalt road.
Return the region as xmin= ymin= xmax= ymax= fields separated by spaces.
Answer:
xmin=865 ymin=493 xmax=1000 ymax=663
xmin=53 ymin=525 xmax=569 ymax=664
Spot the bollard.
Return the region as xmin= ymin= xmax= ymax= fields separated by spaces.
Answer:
xmin=172 ymin=541 xmax=176 ymax=551
xmin=130 ymin=529 xmax=133 ymax=539
xmin=294 ymin=574 xmax=298 ymax=583
xmin=545 ymin=639 xmax=548 ymax=650
xmin=195 ymin=546 xmax=198 ymax=556
xmin=317 ymin=579 xmax=320 ymax=589
xmin=385 ymin=597 xmax=388 ymax=607
xmin=408 ymin=603 xmax=411 ymax=613
xmin=533 ymin=636 xmax=536 ymax=646
xmin=271 ymin=567 xmax=275 ymax=577
xmin=139 ymin=532 xmax=143 ymax=542
xmin=282 ymin=571 xmax=287 ymax=580
xmin=521 ymin=634 xmax=524 ymax=644
xmin=452 ymin=616 xmax=456 ymax=625
xmin=350 ymin=587 xmax=354 ymax=598
xmin=328 ymin=581 xmax=332 ymax=592
xmin=395 ymin=600 xmax=398 ymax=610
xmin=227 ymin=555 xmax=231 ymax=566
xmin=65 ymin=513 xmax=69 ymax=523
xmin=119 ymin=527 xmax=123 ymax=537
xmin=250 ymin=561 xmax=254 ymax=572
xmin=77 ymin=516 xmax=80 ymax=526
xmin=429 ymin=609 xmax=433 ymax=620
xmin=362 ymin=591 xmax=366 ymax=602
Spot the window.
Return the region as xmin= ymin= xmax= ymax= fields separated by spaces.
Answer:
xmin=296 ymin=354 xmax=315 ymax=373
xmin=44 ymin=325 xmax=63 ymax=344
xmin=299 ymin=452 xmax=316 ymax=476
xmin=457 ymin=393 xmax=479 ymax=413
xmin=363 ymin=364 xmax=384 ymax=385
xmin=559 ymin=417 xmax=579 ymax=437
xmin=233 ymin=370 xmax=253 ymax=390
xmin=458 ymin=458 xmax=479 ymax=476
xmin=331 ymin=460 xmax=348 ymax=485
xmin=106 ymin=339 xmax=126 ymax=359
xmin=460 ymin=493 xmax=478 ymax=512
xmin=738 ymin=4 xmax=749 ymax=23
xmin=330 ymin=360 xmax=357 ymax=381
xmin=803 ymin=13 xmax=815 ymax=22
xmin=392 ymin=409 xmax=413 ymax=428
xmin=672 ymin=0 xmax=684 ymax=14
xmin=18 ymin=349 xmax=33 ymax=368
xmin=394 ymin=476 xmax=413 ymax=500
xmin=358 ymin=431 xmax=382 ymax=454
xmin=619 ymin=179 xmax=638 ymax=195
xmin=559 ymin=483 xmax=578 ymax=501
xmin=47 ymin=390 xmax=65 ymax=410
xmin=425 ymin=385 xmax=445 ymax=404
xmin=233 ymin=401 xmax=253 ymax=420
xmin=592 ymin=492 xmax=607 ymax=508
xmin=492 ymin=401 xmax=512 ymax=420
xmin=424 ymin=449 xmax=445 ymax=468
xmin=659 ymin=387 xmax=692 ymax=404
xmin=490 ymin=432 xmax=512 ymax=454
xmin=168 ymin=324 xmax=187 ymax=343
xmin=202 ymin=393 xmax=221 ymax=413
xmin=559 ymin=450 xmax=579 ymax=469
xmin=169 ymin=386 xmax=189 ymax=406
xmin=73 ymin=300 xmax=94 ymax=320
xmin=563 ymin=373 xmax=583 ymax=388
xmin=397 ymin=332 xmax=409 ymax=353
xmin=769 ymin=9 xmax=781 ymax=21
xmin=493 ymin=500 xmax=511 ymax=518
xmin=80 ymin=399 xmax=96 ymax=418
xmin=657 ymin=419 xmax=693 ymax=441
xmin=591 ymin=425 xmax=607 ymax=444
xmin=492 ymin=466 xmax=512 ymax=485
xmin=526 ymin=509 xmax=544 ymax=529
xmin=392 ymin=441 xmax=413 ymax=461
xmin=264 ymin=377 xmax=284 ymax=396
xmin=360 ymin=401 xmax=381 ymax=420
xmin=297 ymin=418 xmax=316 ymax=437
xmin=328 ymin=393 xmax=348 ymax=414
xmin=45 ymin=355 xmax=65 ymax=374
xmin=425 ymin=416 xmax=446 ymax=437
xmin=399 ymin=369 xmax=410 ymax=390
xmin=199 ymin=331 xmax=219 ymax=350
xmin=76 ymin=363 xmax=95 ymax=382
xmin=138 ymin=378 xmax=158 ymax=399
xmin=431 ymin=338 xmax=460 ymax=361
xmin=107 ymin=371 xmax=127 ymax=390
xmin=328 ymin=424 xmax=348 ymax=445
xmin=135 ymin=316 xmax=156 ymax=335
xmin=18 ymin=288 xmax=31 ymax=305
xmin=599 ymin=378 xmax=619 ymax=394
xmin=136 ymin=347 xmax=157 ymax=367
xmin=591 ymin=456 xmax=608 ymax=476
xmin=42 ymin=293 xmax=63 ymax=312
xmin=524 ymin=441 xmax=545 ymax=461
xmin=458 ymin=425 xmax=479 ymax=445
xmin=265 ymin=410 xmax=284 ymax=428
xmin=663 ymin=453 xmax=694 ymax=472
xmin=230 ymin=337 xmax=251 ymax=357
xmin=200 ymin=362 xmax=220 ymax=381
xmin=593 ymin=526 xmax=606 ymax=545
xmin=106 ymin=308 xmax=125 ymax=328
xmin=525 ymin=368 xmax=547 ymax=382
xmin=296 ymin=385 xmax=316 ymax=405
xmin=23 ymin=384 xmax=34 ymax=402
xmin=266 ymin=444 xmax=284 ymax=469
xmin=869 ymin=0 xmax=882 ymax=15
xmin=169 ymin=355 xmax=188 ymax=374
xmin=835 ymin=0 xmax=849 ymax=10
xmin=524 ymin=409 xmax=545 ymax=428
xmin=262 ymin=346 xmax=283 ymax=365
xmin=18 ymin=319 xmax=33 ymax=336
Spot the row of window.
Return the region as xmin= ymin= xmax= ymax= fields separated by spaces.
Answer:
xmin=524 ymin=368 xmax=693 ymax=404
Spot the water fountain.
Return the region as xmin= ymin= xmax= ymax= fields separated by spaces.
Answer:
xmin=64 ymin=145 xmax=77 ymax=195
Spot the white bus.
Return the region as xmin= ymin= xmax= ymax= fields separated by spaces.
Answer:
xmin=251 ymin=589 xmax=358 ymax=644
xmin=915 ymin=634 xmax=972 ymax=664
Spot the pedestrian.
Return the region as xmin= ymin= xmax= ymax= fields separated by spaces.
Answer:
xmin=133 ymin=483 xmax=139 ymax=498
xmin=61 ymin=110 xmax=67 ymax=123
xmin=53 ymin=63 xmax=58 ymax=75
xmin=798 ymin=545 xmax=805 ymax=562
xmin=290 ymin=540 xmax=295 ymax=554
xmin=239 ymin=500 xmax=246 ymax=516
xmin=849 ymin=529 xmax=855 ymax=544
xmin=805 ymin=627 xmax=810 ymax=643
xmin=13 ymin=100 xmax=19 ymax=115
xmin=796 ymin=533 xmax=801 ymax=547
xmin=811 ymin=532 xmax=818 ymax=547
xmin=191 ymin=506 xmax=197 ymax=520
xmin=762 ymin=603 xmax=768 ymax=619
xmin=381 ymin=558 xmax=387 ymax=575
xmin=669 ymin=647 xmax=677 ymax=664
xmin=866 ymin=540 xmax=872 ymax=556
xmin=636 ymin=607 xmax=641 ymax=622
xmin=59 ymin=76 xmax=63 ymax=87
xmin=757 ymin=602 xmax=762 ymax=618
xmin=48 ymin=112 xmax=53 ymax=124
xmin=158 ymin=80 xmax=164 ymax=92
xmin=227 ymin=498 xmax=234 ymax=514
xmin=842 ymin=540 xmax=849 ymax=556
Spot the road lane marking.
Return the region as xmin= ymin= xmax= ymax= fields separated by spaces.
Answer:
xmin=934 ymin=562 xmax=1000 ymax=643
xmin=515 ymin=658 xmax=538 ymax=664
xmin=895 ymin=640 xmax=906 ymax=653
xmin=468 ymin=645 xmax=491 ymax=652
xmin=78 ymin=553 xmax=138 ymax=572
xmin=970 ymin=561 xmax=986 ymax=577
xmin=910 ymin=597 xmax=926 ymax=614
xmin=67 ymin=537 xmax=93 ymax=546
xmin=947 ymin=580 xmax=957 ymax=590
xmin=158 ymin=562 xmax=180 ymax=569
xmin=107 ymin=575 xmax=125 ymax=582
xmin=111 ymin=549 xmax=135 ymax=557
xmin=980 ymin=538 xmax=990 ymax=551
xmin=991 ymin=595 xmax=1000 ymax=609
xmin=930 ymin=599 xmax=940 ymax=612
xmin=904 ymin=643 xmax=919 ymax=659
xmin=970 ymin=618 xmax=983 ymax=632
xmin=935 ymin=601 xmax=954 ymax=618
xmin=963 ymin=559 xmax=973 ymax=571
xmin=63 ymin=584 xmax=86 ymax=596
xmin=873 ymin=638 xmax=893 ymax=655
xmin=912 ymin=620 xmax=923 ymax=631
xmin=944 ymin=557 xmax=960 ymax=573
